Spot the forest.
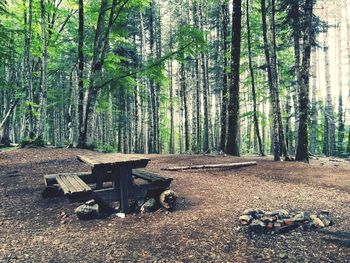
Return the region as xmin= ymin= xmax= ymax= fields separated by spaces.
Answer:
xmin=0 ymin=0 xmax=348 ymax=163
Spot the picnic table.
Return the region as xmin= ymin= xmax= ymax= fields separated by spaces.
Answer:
xmin=43 ymin=152 xmax=174 ymax=213
xmin=77 ymin=153 xmax=151 ymax=213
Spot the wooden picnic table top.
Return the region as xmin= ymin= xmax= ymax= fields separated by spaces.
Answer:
xmin=77 ymin=153 xmax=150 ymax=169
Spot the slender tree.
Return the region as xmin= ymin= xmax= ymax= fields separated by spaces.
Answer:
xmin=246 ymin=0 xmax=264 ymax=156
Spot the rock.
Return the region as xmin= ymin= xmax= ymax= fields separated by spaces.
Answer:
xmin=274 ymin=220 xmax=285 ymax=228
xmin=75 ymin=203 xmax=100 ymax=220
xmin=159 ymin=190 xmax=177 ymax=210
xmin=320 ymin=210 xmax=330 ymax=216
xmin=116 ymin=213 xmax=125 ymax=218
xmin=131 ymin=198 xmax=145 ymax=212
xmin=277 ymin=209 xmax=289 ymax=218
xmin=242 ymin=208 xmax=264 ymax=218
xmin=318 ymin=214 xmax=333 ymax=227
xmin=283 ymin=218 xmax=295 ymax=225
xmin=293 ymin=212 xmax=306 ymax=222
xmin=140 ymin=198 xmax=157 ymax=213
xmin=249 ymin=220 xmax=266 ymax=231
xmin=242 ymin=208 xmax=255 ymax=215
xmin=261 ymin=216 xmax=277 ymax=223
xmin=41 ymin=186 xmax=61 ymax=198
xmin=85 ymin=199 xmax=96 ymax=206
xmin=310 ymin=215 xmax=325 ymax=228
xmin=239 ymin=215 xmax=252 ymax=225
xmin=302 ymin=222 xmax=316 ymax=231
xmin=266 ymin=222 xmax=274 ymax=229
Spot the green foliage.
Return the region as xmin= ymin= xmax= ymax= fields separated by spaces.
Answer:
xmin=94 ymin=144 xmax=115 ymax=153
xmin=20 ymin=134 xmax=45 ymax=148
xmin=174 ymin=25 xmax=207 ymax=61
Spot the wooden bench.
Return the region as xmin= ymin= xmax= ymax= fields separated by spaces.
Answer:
xmin=132 ymin=169 xmax=172 ymax=187
xmin=55 ymin=174 xmax=92 ymax=199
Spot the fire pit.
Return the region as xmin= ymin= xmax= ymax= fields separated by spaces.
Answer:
xmin=239 ymin=209 xmax=333 ymax=234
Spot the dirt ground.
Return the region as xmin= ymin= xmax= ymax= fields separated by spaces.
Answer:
xmin=0 ymin=148 xmax=350 ymax=262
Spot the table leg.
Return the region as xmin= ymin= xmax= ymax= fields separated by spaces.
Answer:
xmin=119 ymin=166 xmax=131 ymax=213
xmin=92 ymin=167 xmax=104 ymax=189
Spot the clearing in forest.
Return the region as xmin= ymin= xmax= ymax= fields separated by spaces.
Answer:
xmin=0 ymin=148 xmax=349 ymax=262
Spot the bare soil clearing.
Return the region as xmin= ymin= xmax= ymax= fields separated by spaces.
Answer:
xmin=0 ymin=148 xmax=350 ymax=262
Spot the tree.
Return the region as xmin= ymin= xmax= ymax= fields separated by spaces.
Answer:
xmin=77 ymin=0 xmax=85 ymax=148
xmin=261 ymin=0 xmax=280 ymax=161
xmin=296 ymin=0 xmax=314 ymax=162
xmin=246 ymin=0 xmax=264 ymax=156
xmin=225 ymin=0 xmax=242 ymax=156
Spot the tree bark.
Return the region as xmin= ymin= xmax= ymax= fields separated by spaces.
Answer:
xmin=246 ymin=0 xmax=264 ymax=156
xmin=220 ymin=2 xmax=229 ymax=152
xmin=261 ymin=0 xmax=280 ymax=161
xmin=337 ymin=2 xmax=344 ymax=155
xmin=310 ymin=48 xmax=318 ymax=154
xmin=77 ymin=0 xmax=85 ymax=148
xmin=296 ymin=0 xmax=313 ymax=163
xmin=225 ymin=0 xmax=242 ymax=156
xmin=270 ymin=0 xmax=288 ymax=158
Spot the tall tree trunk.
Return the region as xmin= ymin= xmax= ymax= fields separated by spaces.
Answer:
xmin=296 ymin=0 xmax=313 ymax=162
xmin=169 ymin=60 xmax=175 ymax=154
xmin=270 ymin=0 xmax=288 ymax=158
xmin=225 ymin=0 xmax=242 ymax=156
xmin=37 ymin=0 xmax=47 ymax=143
xmin=310 ymin=48 xmax=318 ymax=154
xmin=337 ymin=2 xmax=344 ymax=155
xmin=23 ymin=0 xmax=34 ymax=138
xmin=291 ymin=0 xmax=301 ymax=150
xmin=220 ymin=2 xmax=229 ymax=152
xmin=261 ymin=0 xmax=280 ymax=161
xmin=199 ymin=3 xmax=209 ymax=153
xmin=77 ymin=0 xmax=85 ymax=148
xmin=246 ymin=0 xmax=264 ymax=156
xmin=323 ymin=11 xmax=335 ymax=156
xmin=346 ymin=0 xmax=350 ymax=154
xmin=83 ymin=0 xmax=118 ymax=148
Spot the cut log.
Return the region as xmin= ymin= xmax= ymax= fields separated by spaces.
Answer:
xmin=159 ymin=189 xmax=177 ymax=210
xmin=329 ymin=158 xmax=347 ymax=163
xmin=161 ymin=161 xmax=257 ymax=171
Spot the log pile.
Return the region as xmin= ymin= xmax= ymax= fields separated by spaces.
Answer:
xmin=239 ymin=209 xmax=333 ymax=234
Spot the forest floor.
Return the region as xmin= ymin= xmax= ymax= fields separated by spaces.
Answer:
xmin=0 ymin=148 xmax=350 ymax=262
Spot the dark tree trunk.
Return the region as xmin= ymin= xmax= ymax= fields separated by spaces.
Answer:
xmin=291 ymin=0 xmax=301 ymax=149
xmin=180 ymin=62 xmax=189 ymax=152
xmin=270 ymin=0 xmax=288 ymax=158
xmin=261 ymin=0 xmax=280 ymax=161
xmin=296 ymin=0 xmax=313 ymax=162
xmin=310 ymin=48 xmax=318 ymax=154
xmin=225 ymin=0 xmax=242 ymax=156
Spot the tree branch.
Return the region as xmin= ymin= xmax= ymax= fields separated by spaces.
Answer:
xmin=99 ymin=40 xmax=196 ymax=89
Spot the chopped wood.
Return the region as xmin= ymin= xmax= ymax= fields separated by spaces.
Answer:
xmin=161 ymin=161 xmax=257 ymax=171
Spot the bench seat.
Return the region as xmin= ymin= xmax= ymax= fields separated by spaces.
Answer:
xmin=132 ymin=169 xmax=172 ymax=186
xmin=56 ymin=174 xmax=92 ymax=198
